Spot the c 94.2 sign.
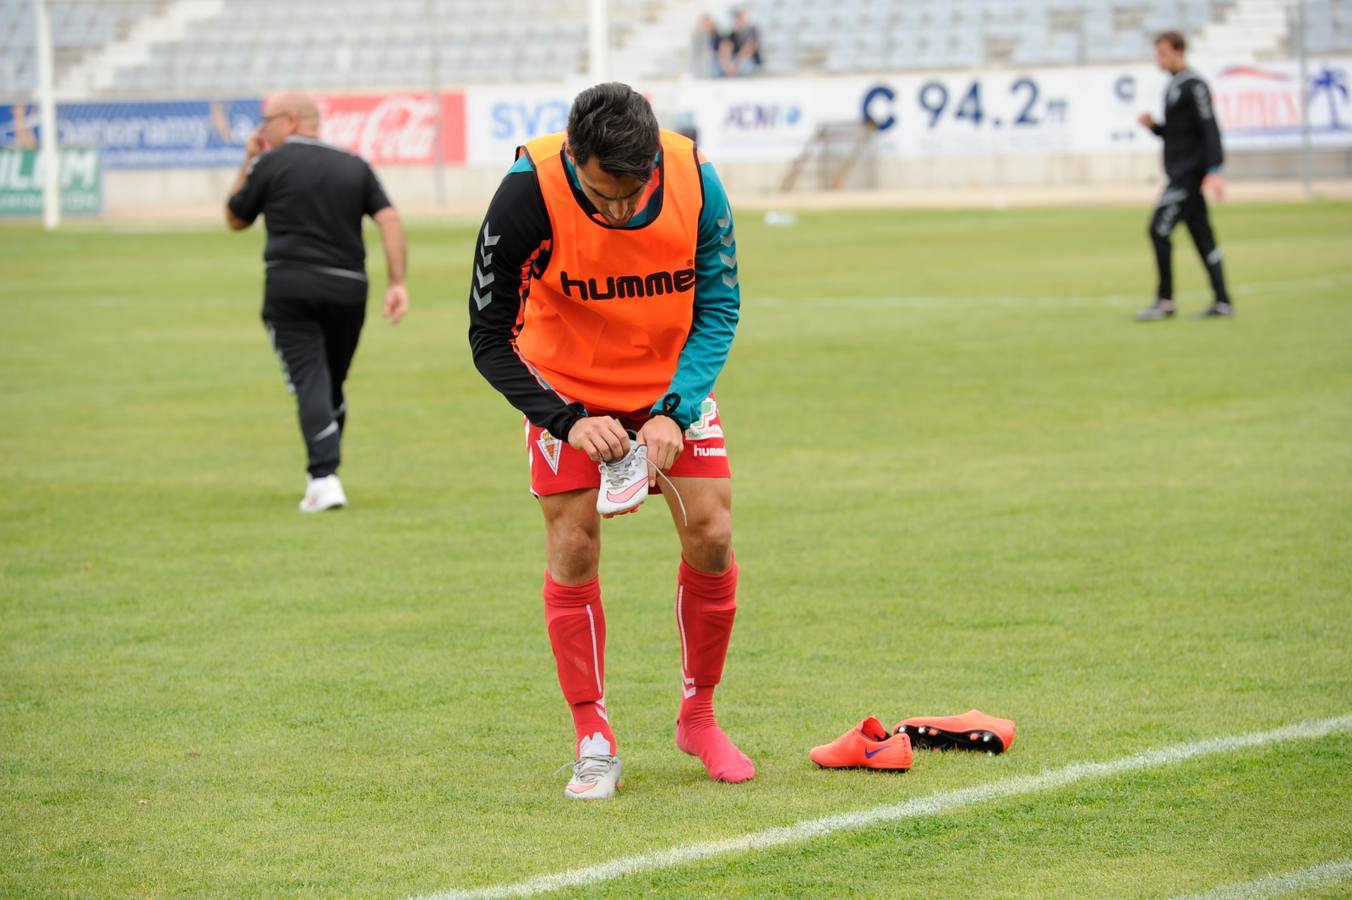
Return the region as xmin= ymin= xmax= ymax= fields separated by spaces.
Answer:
xmin=863 ymin=76 xmax=1068 ymax=132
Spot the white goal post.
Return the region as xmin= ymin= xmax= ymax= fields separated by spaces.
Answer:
xmin=32 ymin=0 xmax=60 ymax=229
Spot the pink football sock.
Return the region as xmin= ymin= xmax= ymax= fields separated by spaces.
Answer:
xmin=544 ymin=572 xmax=617 ymax=758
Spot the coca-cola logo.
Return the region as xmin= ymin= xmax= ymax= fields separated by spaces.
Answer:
xmin=318 ymin=94 xmax=439 ymax=164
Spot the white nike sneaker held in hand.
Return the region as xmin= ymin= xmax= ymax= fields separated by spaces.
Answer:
xmin=596 ymin=443 xmax=649 ymax=517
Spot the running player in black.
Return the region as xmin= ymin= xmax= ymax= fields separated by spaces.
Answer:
xmin=1136 ymin=31 xmax=1234 ymax=321
xmin=226 ymin=93 xmax=408 ymax=512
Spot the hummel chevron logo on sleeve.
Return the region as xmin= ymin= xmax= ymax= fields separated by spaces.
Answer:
xmin=1193 ymin=83 xmax=1213 ymax=120
xmin=716 ymin=208 xmax=735 ymax=247
xmin=722 ymin=272 xmax=739 ymax=288
xmin=473 ymin=223 xmax=500 ymax=309
xmin=719 ymin=252 xmax=736 ymax=270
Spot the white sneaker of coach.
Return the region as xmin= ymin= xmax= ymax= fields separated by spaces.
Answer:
xmin=596 ymin=444 xmax=649 ymax=517
xmin=299 ymin=474 xmax=346 ymax=513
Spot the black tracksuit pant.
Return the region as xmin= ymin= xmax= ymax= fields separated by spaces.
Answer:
xmin=1149 ymin=174 xmax=1231 ymax=306
xmin=263 ymin=293 xmax=366 ymax=479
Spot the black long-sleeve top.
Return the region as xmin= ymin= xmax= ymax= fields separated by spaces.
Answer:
xmin=1150 ymin=68 xmax=1225 ymax=180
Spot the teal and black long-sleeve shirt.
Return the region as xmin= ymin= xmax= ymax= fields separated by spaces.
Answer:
xmin=467 ymin=146 xmax=740 ymax=441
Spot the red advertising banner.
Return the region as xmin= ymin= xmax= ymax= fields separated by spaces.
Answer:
xmin=308 ymin=91 xmax=466 ymax=165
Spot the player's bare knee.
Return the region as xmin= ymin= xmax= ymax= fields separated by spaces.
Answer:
xmin=546 ymin=520 xmax=600 ymax=577
xmin=682 ymin=517 xmax=733 ymax=573
xmin=548 ymin=518 xmax=598 ymax=551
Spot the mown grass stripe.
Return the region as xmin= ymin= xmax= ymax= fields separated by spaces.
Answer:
xmin=420 ymin=715 xmax=1352 ymax=900
xmin=1174 ymin=860 xmax=1352 ymax=899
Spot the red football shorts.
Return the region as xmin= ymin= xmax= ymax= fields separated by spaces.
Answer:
xmin=526 ymin=395 xmax=731 ymax=497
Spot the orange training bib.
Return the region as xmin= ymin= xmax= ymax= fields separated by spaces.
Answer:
xmin=514 ymin=130 xmax=703 ymax=413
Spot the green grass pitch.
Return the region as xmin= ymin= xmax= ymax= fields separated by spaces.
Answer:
xmin=1 ymin=201 xmax=1350 ymax=897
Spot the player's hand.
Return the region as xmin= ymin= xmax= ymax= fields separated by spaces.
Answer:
xmin=383 ymin=283 xmax=408 ymax=323
xmin=568 ymin=416 xmax=629 ymax=463
xmin=1202 ymin=172 xmax=1225 ymax=203
xmin=1137 ymin=112 xmax=1156 ymax=130
xmin=245 ymin=128 xmax=265 ymax=159
xmin=636 ymin=415 xmax=684 ymax=487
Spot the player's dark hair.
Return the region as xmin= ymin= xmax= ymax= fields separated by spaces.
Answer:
xmin=1155 ymin=30 xmax=1186 ymax=51
xmin=566 ymin=82 xmax=660 ymax=181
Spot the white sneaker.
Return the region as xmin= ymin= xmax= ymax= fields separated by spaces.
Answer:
xmin=299 ymin=474 xmax=346 ymax=513
xmin=596 ymin=444 xmax=649 ymax=517
xmin=564 ymin=755 xmax=623 ymax=800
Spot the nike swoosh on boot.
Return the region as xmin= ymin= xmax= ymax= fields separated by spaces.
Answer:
xmin=605 ymin=480 xmax=648 ymax=504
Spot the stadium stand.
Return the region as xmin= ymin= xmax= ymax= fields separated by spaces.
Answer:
xmin=0 ymin=0 xmax=648 ymax=96
xmin=2 ymin=0 xmax=166 ymax=97
xmin=756 ymin=0 xmax=1302 ymax=76
xmin=1288 ymin=0 xmax=1352 ymax=53
xmin=2 ymin=0 xmax=1351 ymax=100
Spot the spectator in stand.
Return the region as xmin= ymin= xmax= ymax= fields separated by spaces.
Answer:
xmin=691 ymin=13 xmax=725 ymax=78
xmin=721 ymin=7 xmax=762 ymax=77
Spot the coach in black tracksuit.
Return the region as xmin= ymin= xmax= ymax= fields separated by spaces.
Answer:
xmin=1136 ymin=31 xmax=1233 ymax=321
xmin=226 ymin=92 xmax=408 ymax=512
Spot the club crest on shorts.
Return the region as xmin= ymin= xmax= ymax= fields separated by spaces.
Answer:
xmin=684 ymin=397 xmax=724 ymax=441
xmin=536 ymin=430 xmax=563 ymax=474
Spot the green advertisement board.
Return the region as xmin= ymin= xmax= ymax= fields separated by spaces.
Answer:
xmin=0 ymin=146 xmax=101 ymax=215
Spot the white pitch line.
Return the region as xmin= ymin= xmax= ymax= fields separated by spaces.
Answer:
xmin=419 ymin=714 xmax=1352 ymax=900
xmin=1173 ymin=860 xmax=1352 ymax=899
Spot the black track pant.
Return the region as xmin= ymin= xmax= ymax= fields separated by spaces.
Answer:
xmin=1149 ymin=175 xmax=1231 ymax=305
xmin=262 ymin=296 xmax=366 ymax=478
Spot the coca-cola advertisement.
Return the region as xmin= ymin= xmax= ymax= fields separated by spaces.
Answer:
xmin=306 ymin=91 xmax=466 ymax=166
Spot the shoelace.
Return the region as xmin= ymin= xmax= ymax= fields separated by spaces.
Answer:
xmin=600 ymin=448 xmax=646 ymax=487
xmin=600 ymin=447 xmax=688 ymax=525
xmin=554 ymin=755 xmax=617 ymax=784
xmin=652 ymin=467 xmax=687 ymax=527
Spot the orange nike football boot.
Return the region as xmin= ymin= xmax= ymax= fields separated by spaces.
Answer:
xmin=809 ymin=716 xmax=913 ymax=771
xmin=893 ymin=709 xmax=1016 ymax=754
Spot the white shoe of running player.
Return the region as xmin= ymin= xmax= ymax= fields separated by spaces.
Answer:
xmin=596 ymin=444 xmax=649 ymax=517
xmin=299 ymin=474 xmax=346 ymax=513
xmin=1135 ymin=299 xmax=1176 ymax=321
xmin=564 ymin=748 xmax=623 ymax=800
